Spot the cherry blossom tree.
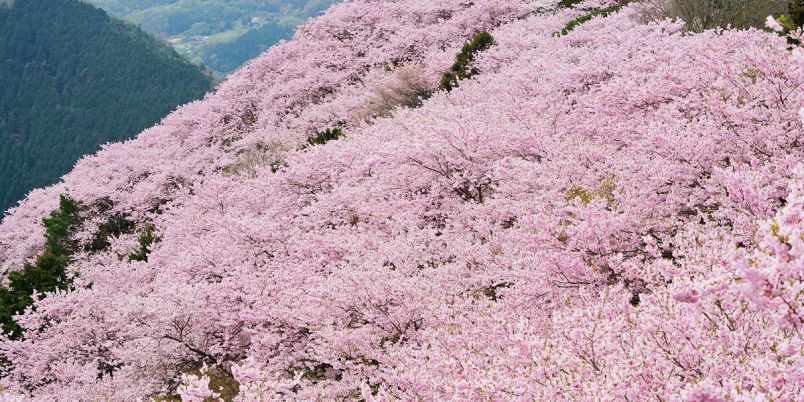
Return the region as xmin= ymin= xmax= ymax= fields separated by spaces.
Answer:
xmin=0 ymin=0 xmax=801 ymax=400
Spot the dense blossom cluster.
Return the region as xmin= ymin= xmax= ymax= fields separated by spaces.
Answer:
xmin=0 ymin=0 xmax=802 ymax=400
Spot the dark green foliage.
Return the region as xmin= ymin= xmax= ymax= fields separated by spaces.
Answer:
xmin=88 ymin=214 xmax=136 ymax=253
xmin=439 ymin=31 xmax=496 ymax=92
xmin=42 ymin=196 xmax=82 ymax=257
xmin=0 ymin=0 xmax=214 ymax=212
xmin=559 ymin=0 xmax=585 ymax=7
xmin=770 ymin=1 xmax=804 ymax=44
xmin=790 ymin=0 xmax=804 ymax=27
xmin=0 ymin=196 xmax=81 ymax=338
xmin=307 ymin=128 xmax=344 ymax=146
xmin=128 ymin=224 xmax=158 ymax=262
xmin=202 ymin=21 xmax=296 ymax=73
xmin=558 ymin=5 xmax=624 ymax=36
xmin=296 ymin=127 xmax=344 ymax=155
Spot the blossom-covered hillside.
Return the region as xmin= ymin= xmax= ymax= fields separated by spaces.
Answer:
xmin=0 ymin=0 xmax=802 ymax=400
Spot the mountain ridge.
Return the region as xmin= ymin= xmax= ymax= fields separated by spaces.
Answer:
xmin=0 ymin=0 xmax=214 ymax=213
xmin=85 ymin=0 xmax=339 ymax=74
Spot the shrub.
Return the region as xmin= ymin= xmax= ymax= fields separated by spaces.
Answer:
xmin=439 ymin=31 xmax=496 ymax=92
xmin=307 ymin=127 xmax=345 ymax=146
xmin=639 ymin=0 xmax=788 ymax=32
xmin=773 ymin=0 xmax=804 ymax=30
xmin=0 ymin=195 xmax=80 ymax=338
xmin=128 ymin=224 xmax=158 ymax=262
xmin=792 ymin=0 xmax=804 ymax=26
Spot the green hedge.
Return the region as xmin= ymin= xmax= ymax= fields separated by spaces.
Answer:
xmin=439 ymin=31 xmax=496 ymax=92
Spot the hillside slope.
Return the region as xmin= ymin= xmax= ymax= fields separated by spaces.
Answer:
xmin=85 ymin=0 xmax=339 ymax=74
xmin=0 ymin=0 xmax=213 ymax=212
xmin=0 ymin=0 xmax=802 ymax=400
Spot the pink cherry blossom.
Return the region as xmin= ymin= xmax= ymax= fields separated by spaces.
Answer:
xmin=766 ymin=15 xmax=784 ymax=33
xmin=0 ymin=0 xmax=802 ymax=400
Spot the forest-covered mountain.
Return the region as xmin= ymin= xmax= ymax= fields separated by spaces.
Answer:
xmin=0 ymin=0 xmax=802 ymax=400
xmin=85 ymin=0 xmax=338 ymax=74
xmin=0 ymin=0 xmax=213 ymax=213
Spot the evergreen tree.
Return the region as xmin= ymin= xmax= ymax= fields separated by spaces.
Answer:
xmin=0 ymin=0 xmax=213 ymax=212
xmin=0 ymin=196 xmax=80 ymax=339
